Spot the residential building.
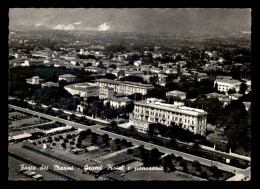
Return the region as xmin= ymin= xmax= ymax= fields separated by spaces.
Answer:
xmin=229 ymin=93 xmax=243 ymax=100
xmin=214 ymin=79 xmax=242 ymax=93
xmin=129 ymin=98 xmax=207 ymax=135
xmin=165 ymin=68 xmax=177 ymax=74
xmin=99 ymin=86 xmax=114 ymax=99
xmin=104 ymin=97 xmax=133 ymax=109
xmin=14 ymin=52 xmax=30 ymax=59
xmin=94 ymin=79 xmax=154 ymax=95
xmin=58 ymin=74 xmax=77 ymax=82
xmin=41 ymin=81 xmax=59 ymax=88
xmin=26 ymin=76 xmax=44 ymax=85
xmin=124 ymin=70 xmax=144 ymax=77
xmin=166 ymin=90 xmax=187 ymax=100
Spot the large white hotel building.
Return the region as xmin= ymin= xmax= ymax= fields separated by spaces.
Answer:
xmin=129 ymin=98 xmax=207 ymax=136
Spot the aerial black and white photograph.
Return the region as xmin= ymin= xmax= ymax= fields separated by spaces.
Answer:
xmin=8 ymin=8 xmax=251 ymax=181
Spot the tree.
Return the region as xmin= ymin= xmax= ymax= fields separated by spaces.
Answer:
xmin=104 ymin=73 xmax=117 ymax=80
xmin=149 ymin=148 xmax=161 ymax=166
xmin=227 ymin=88 xmax=236 ymax=94
xmin=91 ymin=133 xmax=98 ymax=144
xmin=163 ymin=155 xmax=175 ymax=172
xmin=169 ymin=138 xmax=177 ymax=149
xmin=109 ymin=64 xmax=117 ymax=69
xmin=192 ymin=160 xmax=201 ymax=168
xmin=58 ymin=80 xmax=67 ymax=87
xmin=120 ymin=75 xmax=144 ymax=83
xmin=191 ymin=142 xmax=201 ymax=155
xmin=110 ymin=121 xmax=118 ymax=130
xmin=121 ymin=138 xmax=127 ymax=146
xmin=239 ymin=82 xmax=247 ymax=94
xmin=201 ymin=171 xmax=208 ymax=179
xmin=102 ymin=134 xmax=110 ymax=146
xmin=128 ymin=125 xmax=138 ymax=136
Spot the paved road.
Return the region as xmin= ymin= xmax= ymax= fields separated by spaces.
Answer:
xmin=9 ymin=104 xmax=251 ymax=179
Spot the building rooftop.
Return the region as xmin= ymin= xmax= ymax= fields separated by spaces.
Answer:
xmin=215 ymin=79 xmax=241 ymax=84
xmin=59 ymin=74 xmax=76 ymax=78
xmin=109 ymin=98 xmax=133 ymax=102
xmin=166 ymin=90 xmax=186 ymax=95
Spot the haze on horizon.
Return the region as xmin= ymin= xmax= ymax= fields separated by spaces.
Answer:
xmin=9 ymin=8 xmax=251 ymax=34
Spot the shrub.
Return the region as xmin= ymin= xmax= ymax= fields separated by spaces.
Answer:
xmin=201 ymin=171 xmax=208 ymax=178
xmin=176 ymin=156 xmax=183 ymax=162
xmin=192 ymin=160 xmax=201 ymax=168
xmin=127 ymin=149 xmax=134 ymax=154
xmin=195 ymin=166 xmax=202 ymax=172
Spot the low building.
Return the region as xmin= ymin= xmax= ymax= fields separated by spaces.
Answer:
xmin=166 ymin=90 xmax=187 ymax=100
xmin=229 ymin=93 xmax=243 ymax=100
xmin=58 ymin=74 xmax=77 ymax=82
xmin=26 ymin=76 xmax=44 ymax=85
xmin=9 ymin=132 xmax=32 ymax=141
xmin=41 ymin=81 xmax=59 ymax=88
xmin=205 ymin=92 xmax=226 ymax=100
xmin=21 ymin=59 xmax=44 ymax=66
xmin=157 ymin=74 xmax=167 ymax=81
xmin=150 ymin=67 xmax=162 ymax=74
xmin=14 ymin=52 xmax=31 ymax=59
xmin=124 ymin=70 xmax=144 ymax=77
xmin=129 ymin=98 xmax=207 ymax=135
xmin=104 ymin=97 xmax=133 ymax=109
xmin=85 ymin=66 xmax=103 ymax=73
xmin=64 ymin=83 xmax=99 ymax=98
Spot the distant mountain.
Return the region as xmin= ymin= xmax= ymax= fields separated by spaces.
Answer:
xmin=54 ymin=24 xmax=75 ymax=30
xmin=98 ymin=23 xmax=109 ymax=31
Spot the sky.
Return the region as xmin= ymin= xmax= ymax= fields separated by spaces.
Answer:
xmin=9 ymin=8 xmax=251 ymax=33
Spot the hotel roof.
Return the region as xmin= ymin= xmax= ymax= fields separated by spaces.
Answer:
xmin=135 ymin=100 xmax=207 ymax=116
xmin=109 ymin=98 xmax=133 ymax=102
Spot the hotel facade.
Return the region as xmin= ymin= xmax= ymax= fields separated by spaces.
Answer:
xmin=129 ymin=98 xmax=207 ymax=136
